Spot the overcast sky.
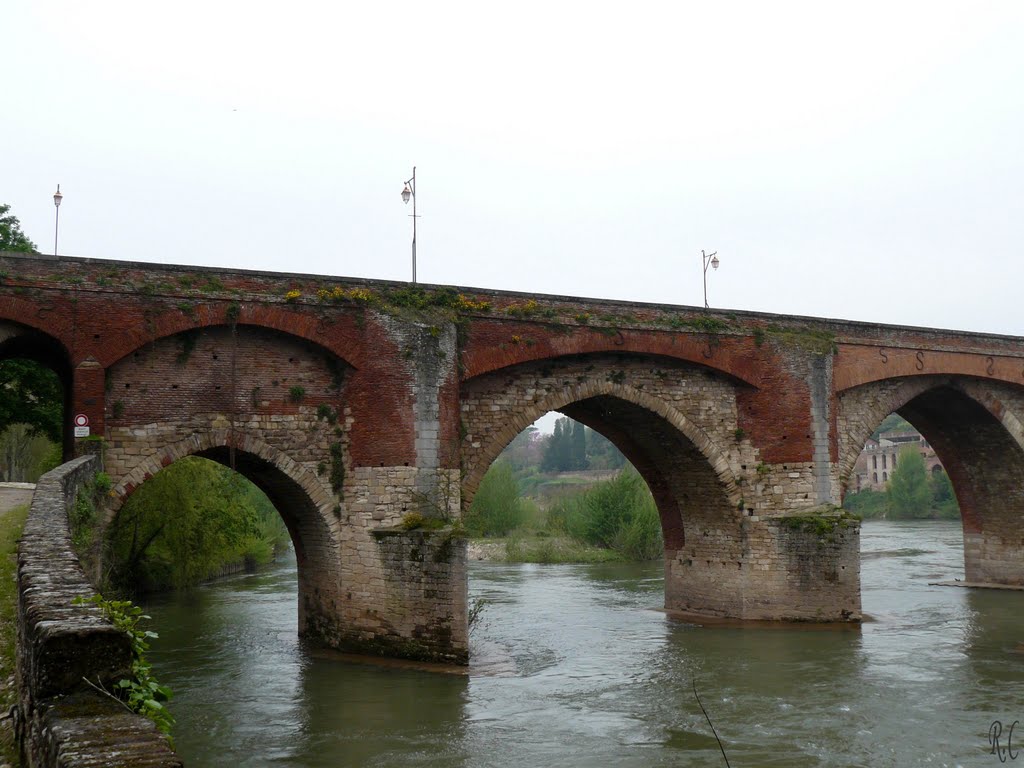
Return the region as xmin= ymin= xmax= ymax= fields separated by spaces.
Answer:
xmin=4 ymin=2 xmax=1024 ymax=336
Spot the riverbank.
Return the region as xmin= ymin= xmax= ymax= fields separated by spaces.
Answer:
xmin=468 ymin=535 xmax=627 ymax=564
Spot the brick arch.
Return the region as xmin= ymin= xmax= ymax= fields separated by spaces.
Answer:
xmin=838 ymin=375 xmax=1024 ymax=584
xmin=105 ymin=429 xmax=338 ymax=568
xmin=461 ymin=325 xmax=760 ymax=386
xmin=834 ymin=344 xmax=1024 ymax=393
xmin=0 ymin=295 xmax=75 ymax=353
xmin=103 ymin=429 xmax=342 ymax=635
xmin=0 ymin=319 xmax=75 ymax=458
xmin=461 ymin=365 xmax=745 ymax=554
xmin=98 ymin=304 xmax=364 ymax=370
xmin=462 ymin=379 xmax=736 ymax=503
xmin=837 ymin=375 xmax=1024 ymax=492
xmin=837 ymin=375 xmax=947 ymax=489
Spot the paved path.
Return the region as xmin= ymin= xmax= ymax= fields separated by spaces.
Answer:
xmin=0 ymin=483 xmax=34 ymax=515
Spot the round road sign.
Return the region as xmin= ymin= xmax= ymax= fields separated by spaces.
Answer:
xmin=73 ymin=414 xmax=89 ymax=428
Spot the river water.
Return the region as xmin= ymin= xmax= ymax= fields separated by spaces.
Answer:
xmin=144 ymin=521 xmax=1024 ymax=767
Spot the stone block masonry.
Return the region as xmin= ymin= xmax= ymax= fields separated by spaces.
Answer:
xmin=17 ymin=456 xmax=181 ymax=767
xmin=4 ymin=251 xmax=1024 ymax=668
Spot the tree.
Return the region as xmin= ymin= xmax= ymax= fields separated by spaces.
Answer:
xmin=0 ymin=204 xmax=36 ymax=253
xmin=541 ymin=418 xmax=575 ymax=472
xmin=929 ymin=467 xmax=960 ymax=519
xmin=498 ymin=426 xmax=542 ymax=471
xmin=586 ymin=427 xmax=626 ymax=469
xmin=570 ymin=420 xmax=588 ymax=470
xmin=0 ymin=359 xmax=63 ymax=442
xmin=887 ymin=445 xmax=931 ymax=518
xmin=106 ymin=456 xmax=290 ymax=592
xmin=465 ymin=461 xmax=526 ymax=536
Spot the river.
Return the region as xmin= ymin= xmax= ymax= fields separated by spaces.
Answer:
xmin=143 ymin=521 xmax=1024 ymax=767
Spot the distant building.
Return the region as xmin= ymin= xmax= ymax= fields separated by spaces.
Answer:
xmin=852 ymin=430 xmax=944 ymax=492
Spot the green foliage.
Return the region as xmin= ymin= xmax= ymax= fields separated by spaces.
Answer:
xmin=105 ymin=457 xmax=291 ymax=593
xmin=871 ymin=413 xmax=914 ymax=440
xmin=505 ymin=535 xmax=622 ymax=564
xmin=0 ymin=424 xmax=59 ymax=482
xmin=288 ymin=386 xmax=305 ymax=403
xmin=399 ymin=512 xmax=448 ymax=531
xmin=887 ymin=445 xmax=932 ymax=519
xmin=175 ymin=330 xmax=200 ymax=365
xmin=328 ymin=442 xmax=345 ymax=494
xmin=466 ymin=462 xmax=528 ymax=536
xmin=0 ymin=203 xmax=36 ymax=252
xmin=781 ymin=509 xmax=859 ymax=536
xmin=540 ymin=417 xmax=591 ymax=472
xmin=74 ymin=594 xmax=174 ymax=736
xmin=69 ymin=472 xmax=113 ymax=562
xmin=548 ymin=469 xmax=663 ymax=560
xmin=843 ymin=488 xmax=889 ymax=519
xmin=316 ymin=404 xmax=338 ymax=425
xmin=848 ymin=414 xmax=959 ymax=520
xmin=0 ymin=359 xmax=63 ymax=443
xmin=585 ymin=427 xmax=626 ymax=470
xmin=0 ymin=503 xmax=28 ymax=763
xmin=669 ymin=315 xmax=730 ymax=333
xmin=765 ymin=325 xmax=838 ymax=354
xmin=929 ymin=468 xmax=960 ymax=518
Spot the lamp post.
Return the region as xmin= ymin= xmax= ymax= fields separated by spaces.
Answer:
xmin=53 ymin=185 xmax=63 ymax=257
xmin=401 ymin=167 xmax=418 ymax=283
xmin=701 ymin=249 xmax=720 ymax=309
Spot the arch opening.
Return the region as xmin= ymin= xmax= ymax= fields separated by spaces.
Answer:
xmin=0 ymin=323 xmax=72 ymax=479
xmin=841 ymin=379 xmax=1024 ymax=587
xmin=105 ymin=454 xmax=293 ymax=593
xmin=106 ymin=434 xmax=341 ymax=639
xmin=460 ymin=353 xmax=751 ymax=619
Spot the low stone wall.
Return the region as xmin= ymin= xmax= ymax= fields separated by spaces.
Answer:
xmin=16 ymin=456 xmax=181 ymax=767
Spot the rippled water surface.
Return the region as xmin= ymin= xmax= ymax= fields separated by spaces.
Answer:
xmin=144 ymin=521 xmax=1024 ymax=767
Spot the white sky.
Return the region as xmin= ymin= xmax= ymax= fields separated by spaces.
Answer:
xmin=4 ymin=2 xmax=1024 ymax=340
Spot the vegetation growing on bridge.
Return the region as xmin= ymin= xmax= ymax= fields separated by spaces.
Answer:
xmin=74 ymin=594 xmax=175 ymax=737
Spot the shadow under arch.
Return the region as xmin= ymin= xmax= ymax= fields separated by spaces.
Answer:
xmin=839 ymin=376 xmax=1024 ymax=585
xmin=462 ymin=378 xmax=741 ymax=554
xmin=0 ymin=320 xmax=74 ymax=460
xmin=106 ymin=430 xmax=341 ymax=638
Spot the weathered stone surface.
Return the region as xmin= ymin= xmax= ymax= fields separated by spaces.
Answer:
xmin=5 ymin=250 xmax=1024 ymax=672
xmin=17 ymin=457 xmax=180 ymax=767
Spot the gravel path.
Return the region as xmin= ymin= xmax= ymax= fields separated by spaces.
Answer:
xmin=0 ymin=484 xmax=33 ymax=515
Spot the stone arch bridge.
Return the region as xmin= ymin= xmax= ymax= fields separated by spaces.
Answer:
xmin=4 ymin=252 xmax=1024 ymax=664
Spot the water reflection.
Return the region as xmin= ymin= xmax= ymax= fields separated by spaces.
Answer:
xmin=144 ymin=521 xmax=1024 ymax=767
xmin=290 ymin=653 xmax=469 ymax=767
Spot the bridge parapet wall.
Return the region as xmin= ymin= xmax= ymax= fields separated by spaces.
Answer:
xmin=17 ymin=456 xmax=180 ymax=766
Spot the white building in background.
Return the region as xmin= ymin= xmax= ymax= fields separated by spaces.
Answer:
xmin=852 ymin=430 xmax=944 ymax=492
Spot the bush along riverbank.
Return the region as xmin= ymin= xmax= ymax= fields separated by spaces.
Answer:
xmin=465 ymin=465 xmax=663 ymax=564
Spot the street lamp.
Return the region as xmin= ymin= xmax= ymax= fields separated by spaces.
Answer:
xmin=401 ymin=167 xmax=418 ymax=283
xmin=701 ymin=249 xmax=720 ymax=309
xmin=53 ymin=185 xmax=63 ymax=257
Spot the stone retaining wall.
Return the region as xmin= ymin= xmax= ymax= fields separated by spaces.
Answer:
xmin=16 ymin=456 xmax=181 ymax=767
